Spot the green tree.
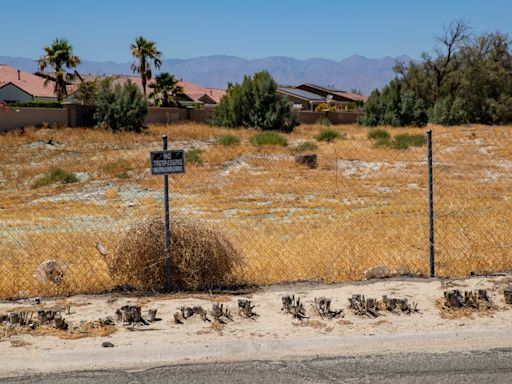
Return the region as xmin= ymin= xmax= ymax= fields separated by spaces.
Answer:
xmin=148 ymin=72 xmax=184 ymax=107
xmin=390 ymin=21 xmax=512 ymax=125
xmin=130 ymin=36 xmax=162 ymax=97
xmin=210 ymin=70 xmax=298 ymax=132
xmin=359 ymin=80 xmax=428 ymax=127
xmin=94 ymin=79 xmax=148 ymax=132
xmin=74 ymin=79 xmax=98 ymax=106
xmin=38 ymin=38 xmax=81 ymax=101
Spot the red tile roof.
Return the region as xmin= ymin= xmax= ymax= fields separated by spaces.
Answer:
xmin=92 ymin=75 xmax=226 ymax=104
xmin=0 ymin=64 xmax=57 ymax=98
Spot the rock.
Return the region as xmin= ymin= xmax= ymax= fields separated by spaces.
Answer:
xmin=102 ymin=342 xmax=114 ymax=348
xmin=295 ymin=154 xmax=317 ymax=169
xmin=364 ymin=265 xmax=391 ymax=280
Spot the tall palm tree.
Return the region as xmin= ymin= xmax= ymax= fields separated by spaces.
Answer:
xmin=130 ymin=36 xmax=162 ymax=97
xmin=149 ymin=72 xmax=184 ymax=107
xmin=38 ymin=38 xmax=81 ymax=101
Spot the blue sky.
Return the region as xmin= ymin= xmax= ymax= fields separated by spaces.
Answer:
xmin=1 ymin=0 xmax=511 ymax=61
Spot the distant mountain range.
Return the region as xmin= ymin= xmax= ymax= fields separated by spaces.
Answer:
xmin=0 ymin=54 xmax=411 ymax=95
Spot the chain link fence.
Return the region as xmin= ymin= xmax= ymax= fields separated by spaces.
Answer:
xmin=1 ymin=124 xmax=511 ymax=299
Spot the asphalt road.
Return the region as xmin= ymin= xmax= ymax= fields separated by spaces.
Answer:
xmin=3 ymin=348 xmax=512 ymax=383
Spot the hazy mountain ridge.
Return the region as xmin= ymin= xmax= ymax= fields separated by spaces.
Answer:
xmin=0 ymin=54 xmax=411 ymax=95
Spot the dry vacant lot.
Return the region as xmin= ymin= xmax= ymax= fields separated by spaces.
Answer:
xmin=0 ymin=123 xmax=511 ymax=298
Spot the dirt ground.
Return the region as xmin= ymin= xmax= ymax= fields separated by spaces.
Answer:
xmin=2 ymin=274 xmax=512 ymax=377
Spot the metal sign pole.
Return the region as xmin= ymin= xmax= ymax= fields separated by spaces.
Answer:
xmin=162 ymin=135 xmax=172 ymax=292
xmin=427 ymin=129 xmax=435 ymax=277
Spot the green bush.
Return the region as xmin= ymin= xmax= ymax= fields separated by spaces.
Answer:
xmin=316 ymin=115 xmax=331 ymax=126
xmin=185 ymin=148 xmax=204 ymax=165
xmin=33 ymin=168 xmax=78 ymax=188
xmin=215 ymin=134 xmax=240 ymax=146
xmin=94 ymin=78 xmax=148 ymax=132
xmin=250 ymin=131 xmax=288 ymax=146
xmin=359 ymin=80 xmax=428 ymax=127
xmin=7 ymin=101 xmax=63 ymax=108
xmin=210 ymin=70 xmax=298 ymax=132
xmin=430 ymin=96 xmax=468 ymax=126
xmin=375 ymin=133 xmax=426 ymax=150
xmin=367 ymin=128 xmax=391 ymax=141
xmin=314 ymin=103 xmax=335 ymax=112
xmin=295 ymin=141 xmax=318 ymax=152
xmin=315 ymin=129 xmax=341 ymax=142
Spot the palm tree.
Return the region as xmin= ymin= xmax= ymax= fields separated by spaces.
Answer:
xmin=38 ymin=38 xmax=81 ymax=101
xmin=148 ymin=72 xmax=184 ymax=107
xmin=130 ymin=36 xmax=162 ymax=97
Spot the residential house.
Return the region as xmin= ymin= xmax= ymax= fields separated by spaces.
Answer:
xmin=0 ymin=64 xmax=58 ymax=102
xmin=295 ymin=83 xmax=367 ymax=110
xmin=277 ymin=87 xmax=327 ymax=111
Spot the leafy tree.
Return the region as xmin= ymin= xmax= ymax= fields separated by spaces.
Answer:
xmin=148 ymin=72 xmax=184 ymax=107
xmin=359 ymin=80 xmax=427 ymax=127
xmin=130 ymin=36 xmax=162 ymax=97
xmin=365 ymin=20 xmax=512 ymax=126
xmin=38 ymin=38 xmax=81 ymax=101
xmin=74 ymin=79 xmax=98 ymax=106
xmin=210 ymin=71 xmax=298 ymax=132
xmin=94 ymin=79 xmax=148 ymax=132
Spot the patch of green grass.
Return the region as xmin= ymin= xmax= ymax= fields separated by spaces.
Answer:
xmin=367 ymin=129 xmax=391 ymax=141
xmin=316 ymin=115 xmax=331 ymax=126
xmin=250 ymin=131 xmax=288 ymax=147
xmin=295 ymin=141 xmax=318 ymax=152
xmin=314 ymin=129 xmax=342 ymax=142
xmin=33 ymin=168 xmax=78 ymax=188
xmin=400 ymin=133 xmax=427 ymax=147
xmin=215 ymin=134 xmax=240 ymax=146
xmin=185 ymin=148 xmax=204 ymax=165
xmin=374 ymin=133 xmax=427 ymax=150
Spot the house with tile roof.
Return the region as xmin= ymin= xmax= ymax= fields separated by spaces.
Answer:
xmin=277 ymin=83 xmax=367 ymax=111
xmin=0 ymin=64 xmax=59 ymax=102
xmin=65 ymin=74 xmax=226 ymax=107
xmin=277 ymin=87 xmax=335 ymax=111
xmin=296 ymin=83 xmax=367 ymax=106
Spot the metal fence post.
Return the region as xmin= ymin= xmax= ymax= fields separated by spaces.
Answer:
xmin=162 ymin=135 xmax=172 ymax=292
xmin=427 ymin=130 xmax=435 ymax=277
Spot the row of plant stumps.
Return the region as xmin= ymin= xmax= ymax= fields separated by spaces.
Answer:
xmin=1 ymin=288 xmax=510 ymax=346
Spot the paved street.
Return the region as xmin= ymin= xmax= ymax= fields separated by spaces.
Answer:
xmin=4 ymin=348 xmax=512 ymax=383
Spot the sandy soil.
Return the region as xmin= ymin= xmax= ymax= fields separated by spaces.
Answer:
xmin=2 ymin=275 xmax=512 ymax=377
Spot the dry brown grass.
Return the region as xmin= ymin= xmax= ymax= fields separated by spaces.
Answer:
xmin=435 ymin=298 xmax=498 ymax=319
xmin=1 ymin=122 xmax=512 ymax=297
xmin=108 ymin=217 xmax=242 ymax=291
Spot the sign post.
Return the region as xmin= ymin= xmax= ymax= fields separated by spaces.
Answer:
xmin=150 ymin=135 xmax=185 ymax=292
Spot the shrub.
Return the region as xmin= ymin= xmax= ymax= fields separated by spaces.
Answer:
xmin=430 ymin=96 xmax=468 ymax=126
xmin=316 ymin=115 xmax=331 ymax=126
xmin=250 ymin=131 xmax=288 ymax=146
xmin=185 ymin=148 xmax=204 ymax=165
xmin=33 ymin=168 xmax=78 ymax=188
xmin=359 ymin=80 xmax=428 ymax=127
xmin=295 ymin=141 xmax=318 ymax=152
xmin=314 ymin=103 xmax=335 ymax=112
xmin=375 ymin=133 xmax=426 ymax=150
xmin=315 ymin=128 xmax=341 ymax=142
xmin=108 ymin=217 xmax=241 ymax=291
xmin=215 ymin=134 xmax=240 ymax=146
xmin=367 ymin=128 xmax=391 ymax=141
xmin=7 ymin=101 xmax=63 ymax=108
xmin=210 ymin=70 xmax=298 ymax=132
xmin=94 ymin=78 xmax=148 ymax=132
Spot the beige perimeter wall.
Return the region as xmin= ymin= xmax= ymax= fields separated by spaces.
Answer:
xmin=0 ymin=107 xmax=67 ymax=132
